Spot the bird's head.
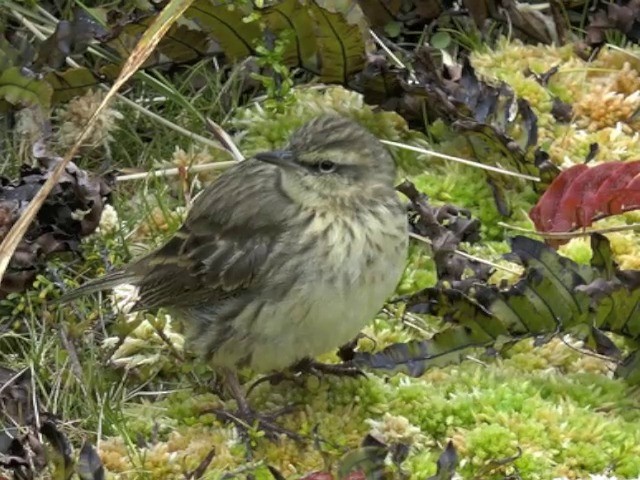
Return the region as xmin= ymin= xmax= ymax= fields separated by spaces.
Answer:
xmin=255 ymin=115 xmax=397 ymax=210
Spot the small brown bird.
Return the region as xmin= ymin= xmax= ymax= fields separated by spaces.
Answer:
xmin=62 ymin=114 xmax=408 ymax=434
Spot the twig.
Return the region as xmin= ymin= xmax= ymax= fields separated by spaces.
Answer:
xmin=369 ymin=29 xmax=418 ymax=83
xmin=205 ymin=118 xmax=245 ymax=161
xmin=57 ymin=322 xmax=89 ymax=397
xmin=409 ymin=232 xmax=522 ymax=275
xmin=0 ymin=367 xmax=29 ymax=397
xmin=116 ymin=161 xmax=237 ymax=182
xmin=559 ymin=335 xmax=621 ymax=366
xmin=606 ymin=43 xmax=640 ymax=62
xmin=381 ymin=139 xmax=541 ymax=181
xmin=498 ymin=221 xmax=640 ymax=239
xmin=148 ymin=317 xmax=184 ymax=363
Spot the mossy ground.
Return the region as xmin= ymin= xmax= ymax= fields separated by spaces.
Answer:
xmin=3 ymin=40 xmax=640 ymax=479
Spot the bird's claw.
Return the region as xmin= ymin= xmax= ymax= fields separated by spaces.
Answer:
xmin=247 ymin=359 xmax=365 ymax=397
xmin=292 ymin=358 xmax=366 ymax=379
xmin=209 ymin=405 xmax=301 ymax=442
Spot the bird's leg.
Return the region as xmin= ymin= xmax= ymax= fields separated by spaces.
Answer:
xmin=211 ymin=367 xmax=301 ymax=441
xmin=223 ymin=367 xmax=251 ymax=412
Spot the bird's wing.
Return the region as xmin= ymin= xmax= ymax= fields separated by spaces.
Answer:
xmin=132 ymin=223 xmax=278 ymax=310
xmin=131 ymin=160 xmax=291 ymax=310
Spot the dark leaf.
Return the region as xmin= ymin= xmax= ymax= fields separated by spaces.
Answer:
xmin=617 ymin=349 xmax=640 ymax=384
xmin=185 ymin=1 xmax=259 ymax=60
xmin=40 ymin=420 xmax=74 ymax=480
xmin=548 ymin=0 xmax=569 ymax=44
xmin=357 ymin=0 xmax=402 ymax=28
xmin=498 ymin=0 xmax=555 ymax=44
xmin=585 ymin=143 xmax=599 ymax=164
xmin=268 ymin=466 xmax=289 ymax=480
xmin=551 ymin=98 xmax=573 ymax=123
xmin=45 ymin=68 xmax=103 ymax=105
xmin=590 ymin=232 xmax=616 ymax=280
xmin=76 ymin=441 xmax=104 ymax=480
xmin=35 ymin=8 xmax=107 ymax=70
xmin=586 ymin=1 xmax=640 ymax=46
xmin=0 ymin=156 xmax=113 ymax=296
xmin=461 ymin=0 xmax=490 ymax=29
xmin=185 ymin=0 xmax=369 ymax=82
xmin=588 ymin=327 xmax=622 ymax=359
xmin=0 ymin=367 xmax=34 ymax=429
xmin=355 ymin=232 xmax=640 ymax=381
xmin=0 ymin=438 xmax=28 ymax=468
xmin=427 ymin=441 xmax=458 ymax=480
xmin=187 ymin=447 xmax=215 ymax=479
xmin=396 ymin=180 xmax=489 ymax=284
xmin=304 ymin=1 xmax=369 ymax=83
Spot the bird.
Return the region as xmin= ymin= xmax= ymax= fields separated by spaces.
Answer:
xmin=61 ymin=114 xmax=408 ymax=436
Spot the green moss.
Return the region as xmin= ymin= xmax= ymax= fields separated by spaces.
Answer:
xmin=397 ymin=244 xmax=437 ymax=294
xmin=411 ymin=165 xmax=536 ymax=242
xmin=232 ymin=86 xmax=417 ymax=163
xmin=9 ymin=37 xmax=640 ymax=480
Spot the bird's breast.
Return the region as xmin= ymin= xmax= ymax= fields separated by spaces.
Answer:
xmin=202 ymin=201 xmax=408 ymax=373
xmin=298 ymin=203 xmax=407 ymax=282
xmin=258 ymin=202 xmax=408 ymax=366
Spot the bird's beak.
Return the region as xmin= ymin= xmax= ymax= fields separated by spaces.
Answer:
xmin=255 ymin=150 xmax=296 ymax=169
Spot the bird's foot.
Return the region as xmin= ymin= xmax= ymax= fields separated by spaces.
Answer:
xmin=246 ymin=358 xmax=365 ymax=397
xmin=210 ymin=404 xmax=301 ymax=442
xmin=212 ymin=367 xmax=302 ymax=442
xmin=246 ymin=370 xmax=300 ymax=397
xmin=292 ymin=357 xmax=366 ymax=378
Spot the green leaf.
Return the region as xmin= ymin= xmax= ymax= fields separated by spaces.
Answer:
xmin=0 ymin=67 xmax=53 ymax=109
xmin=308 ymin=0 xmax=368 ymax=82
xmin=337 ymin=438 xmax=388 ymax=479
xmin=383 ymin=21 xmax=402 ymax=38
xmin=45 ymin=68 xmax=99 ymax=104
xmin=430 ymin=31 xmax=451 ymax=49
xmin=185 ymin=1 xmax=260 ymax=59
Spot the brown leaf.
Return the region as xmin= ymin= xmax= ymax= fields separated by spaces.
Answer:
xmin=0 ymin=158 xmax=113 ymax=296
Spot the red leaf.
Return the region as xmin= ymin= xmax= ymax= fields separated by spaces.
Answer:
xmin=529 ymin=160 xmax=640 ymax=246
xmin=299 ymin=471 xmax=366 ymax=480
xmin=300 ymin=472 xmax=334 ymax=480
xmin=344 ymin=472 xmax=367 ymax=480
xmin=529 ymin=164 xmax=589 ymax=231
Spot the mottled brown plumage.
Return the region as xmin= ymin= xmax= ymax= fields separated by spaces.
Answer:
xmin=62 ymin=115 xmax=408 ymax=436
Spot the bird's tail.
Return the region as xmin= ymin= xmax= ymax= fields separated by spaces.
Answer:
xmin=58 ymin=269 xmax=139 ymax=303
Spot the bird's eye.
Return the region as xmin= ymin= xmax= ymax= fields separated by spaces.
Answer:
xmin=317 ymin=160 xmax=336 ymax=173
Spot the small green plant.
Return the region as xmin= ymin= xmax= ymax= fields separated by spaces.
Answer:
xmin=252 ymin=28 xmax=296 ymax=110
